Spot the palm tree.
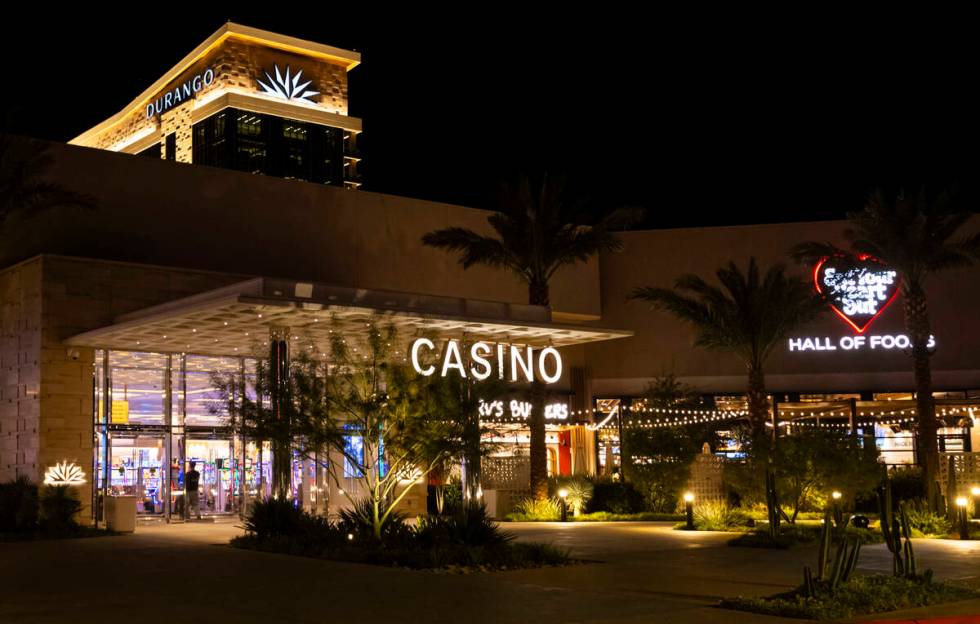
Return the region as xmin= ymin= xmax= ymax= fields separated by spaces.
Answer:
xmin=792 ymin=189 xmax=980 ymax=509
xmin=0 ymin=134 xmax=93 ymax=235
xmin=422 ymin=176 xmax=640 ymax=499
xmin=629 ymin=258 xmax=825 ymax=442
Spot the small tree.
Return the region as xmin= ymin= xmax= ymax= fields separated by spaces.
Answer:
xmin=318 ymin=322 xmax=468 ymax=540
xmin=623 ymin=374 xmax=716 ymax=512
xmin=727 ymin=427 xmax=880 ymax=522
xmin=213 ymin=343 xmax=330 ymax=501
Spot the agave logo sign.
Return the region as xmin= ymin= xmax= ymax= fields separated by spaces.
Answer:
xmin=814 ymin=254 xmax=900 ymax=334
xmin=257 ymin=65 xmax=320 ymax=102
xmin=43 ymin=461 xmax=86 ymax=486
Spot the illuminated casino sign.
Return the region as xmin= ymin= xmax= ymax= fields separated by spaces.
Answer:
xmin=145 ymin=67 xmax=215 ymax=119
xmin=814 ymin=254 xmax=900 ymax=334
xmin=410 ymin=338 xmax=563 ymax=384
xmin=478 ymin=399 xmax=569 ymax=420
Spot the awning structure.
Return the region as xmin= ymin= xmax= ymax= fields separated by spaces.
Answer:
xmin=66 ymin=278 xmax=632 ymax=358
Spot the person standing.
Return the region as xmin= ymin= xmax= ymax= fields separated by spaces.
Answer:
xmin=185 ymin=462 xmax=202 ymax=520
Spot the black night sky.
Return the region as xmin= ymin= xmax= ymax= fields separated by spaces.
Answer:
xmin=2 ymin=9 xmax=977 ymax=227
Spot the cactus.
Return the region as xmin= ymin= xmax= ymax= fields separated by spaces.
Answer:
xmin=803 ymin=565 xmax=816 ymax=598
xmin=803 ymin=509 xmax=861 ymax=596
xmin=878 ymin=470 xmax=916 ymax=577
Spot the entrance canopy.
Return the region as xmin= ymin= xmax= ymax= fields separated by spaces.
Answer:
xmin=66 ymin=278 xmax=632 ymax=358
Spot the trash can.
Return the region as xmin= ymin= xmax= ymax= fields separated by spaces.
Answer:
xmin=106 ymin=495 xmax=138 ymax=533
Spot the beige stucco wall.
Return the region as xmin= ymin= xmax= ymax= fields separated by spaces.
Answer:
xmin=2 ymin=141 xmax=601 ymax=321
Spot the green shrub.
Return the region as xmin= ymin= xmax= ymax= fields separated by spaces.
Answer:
xmin=415 ymin=502 xmax=514 ymax=547
xmin=337 ymin=498 xmax=412 ymax=543
xmin=243 ymin=497 xmax=309 ymax=540
xmin=574 ymin=511 xmax=683 ymax=522
xmin=721 ymin=573 xmax=976 ymax=620
xmin=0 ymin=477 xmax=39 ymax=533
xmin=586 ymin=480 xmax=645 ymax=514
xmin=548 ymin=476 xmax=593 ymax=515
xmin=888 ymin=467 xmax=926 ymax=502
xmin=692 ymin=501 xmax=752 ymax=531
xmin=729 ymin=524 xmax=883 ymax=548
xmin=903 ymin=498 xmax=951 ymax=536
xmin=38 ymin=485 xmax=81 ymax=536
xmin=506 ymin=497 xmax=561 ymax=521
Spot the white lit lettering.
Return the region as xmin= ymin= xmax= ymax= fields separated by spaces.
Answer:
xmin=410 ymin=338 xmax=435 ymax=376
xmin=469 ymin=342 xmax=492 ymax=380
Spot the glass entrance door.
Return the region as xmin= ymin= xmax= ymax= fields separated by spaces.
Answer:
xmin=108 ymin=433 xmax=167 ymax=516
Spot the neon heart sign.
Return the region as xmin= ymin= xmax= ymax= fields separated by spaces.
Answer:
xmin=814 ymin=254 xmax=900 ymax=334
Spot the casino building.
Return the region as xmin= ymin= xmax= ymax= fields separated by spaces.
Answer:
xmin=2 ymin=23 xmax=978 ymax=524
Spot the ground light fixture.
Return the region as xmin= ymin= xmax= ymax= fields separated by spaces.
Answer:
xmin=559 ymin=489 xmax=569 ymax=522
xmin=684 ymin=492 xmax=695 ymax=530
xmin=955 ymin=497 xmax=969 ymax=540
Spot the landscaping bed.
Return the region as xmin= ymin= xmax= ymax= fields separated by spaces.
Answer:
xmin=728 ymin=524 xmax=884 ymax=548
xmin=720 ymin=574 xmax=977 ymax=620
xmin=231 ymin=499 xmax=574 ymax=572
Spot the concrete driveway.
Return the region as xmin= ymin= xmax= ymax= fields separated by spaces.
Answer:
xmin=1 ymin=520 xmax=977 ymax=623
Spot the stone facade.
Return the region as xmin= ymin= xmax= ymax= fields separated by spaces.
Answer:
xmin=0 ymin=258 xmax=42 ymax=486
xmin=87 ymin=36 xmax=352 ymax=154
xmin=6 ymin=256 xmax=245 ymax=522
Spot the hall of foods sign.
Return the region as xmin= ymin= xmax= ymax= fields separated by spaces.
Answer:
xmin=787 ymin=254 xmax=936 ymax=352
xmin=410 ymin=339 xmax=562 ymax=384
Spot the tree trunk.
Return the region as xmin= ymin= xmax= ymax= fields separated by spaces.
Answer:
xmin=528 ymin=279 xmax=550 ymax=307
xmin=527 ymin=277 xmax=550 ymax=500
xmin=529 ymin=380 xmax=548 ymax=500
xmin=269 ymin=336 xmax=291 ymax=501
xmin=904 ymin=287 xmax=940 ymax=511
xmin=746 ymin=364 xmax=770 ymax=448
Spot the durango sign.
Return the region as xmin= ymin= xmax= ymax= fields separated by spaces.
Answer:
xmin=145 ymin=67 xmax=215 ymax=119
xmin=410 ymin=338 xmax=563 ymax=384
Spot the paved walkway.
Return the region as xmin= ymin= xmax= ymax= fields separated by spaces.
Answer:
xmin=1 ymin=520 xmax=977 ymax=623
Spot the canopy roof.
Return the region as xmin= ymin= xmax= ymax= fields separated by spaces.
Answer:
xmin=67 ymin=278 xmax=632 ymax=358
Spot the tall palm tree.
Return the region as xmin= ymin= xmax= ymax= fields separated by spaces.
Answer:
xmin=0 ymin=134 xmax=93 ymax=234
xmin=792 ymin=189 xmax=980 ymax=509
xmin=422 ymin=176 xmax=640 ymax=499
xmin=630 ymin=258 xmax=825 ymax=442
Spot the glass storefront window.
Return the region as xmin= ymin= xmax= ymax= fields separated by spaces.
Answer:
xmin=108 ymin=351 xmax=167 ymax=425
xmin=184 ymin=355 xmax=241 ymax=427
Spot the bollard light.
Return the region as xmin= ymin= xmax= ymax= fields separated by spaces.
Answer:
xmin=559 ymin=489 xmax=569 ymax=522
xmin=684 ymin=492 xmax=695 ymax=530
xmin=347 ymin=533 xmax=354 ymax=541
xmin=955 ymin=497 xmax=969 ymax=540
xmin=832 ymin=491 xmax=842 ymax=500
